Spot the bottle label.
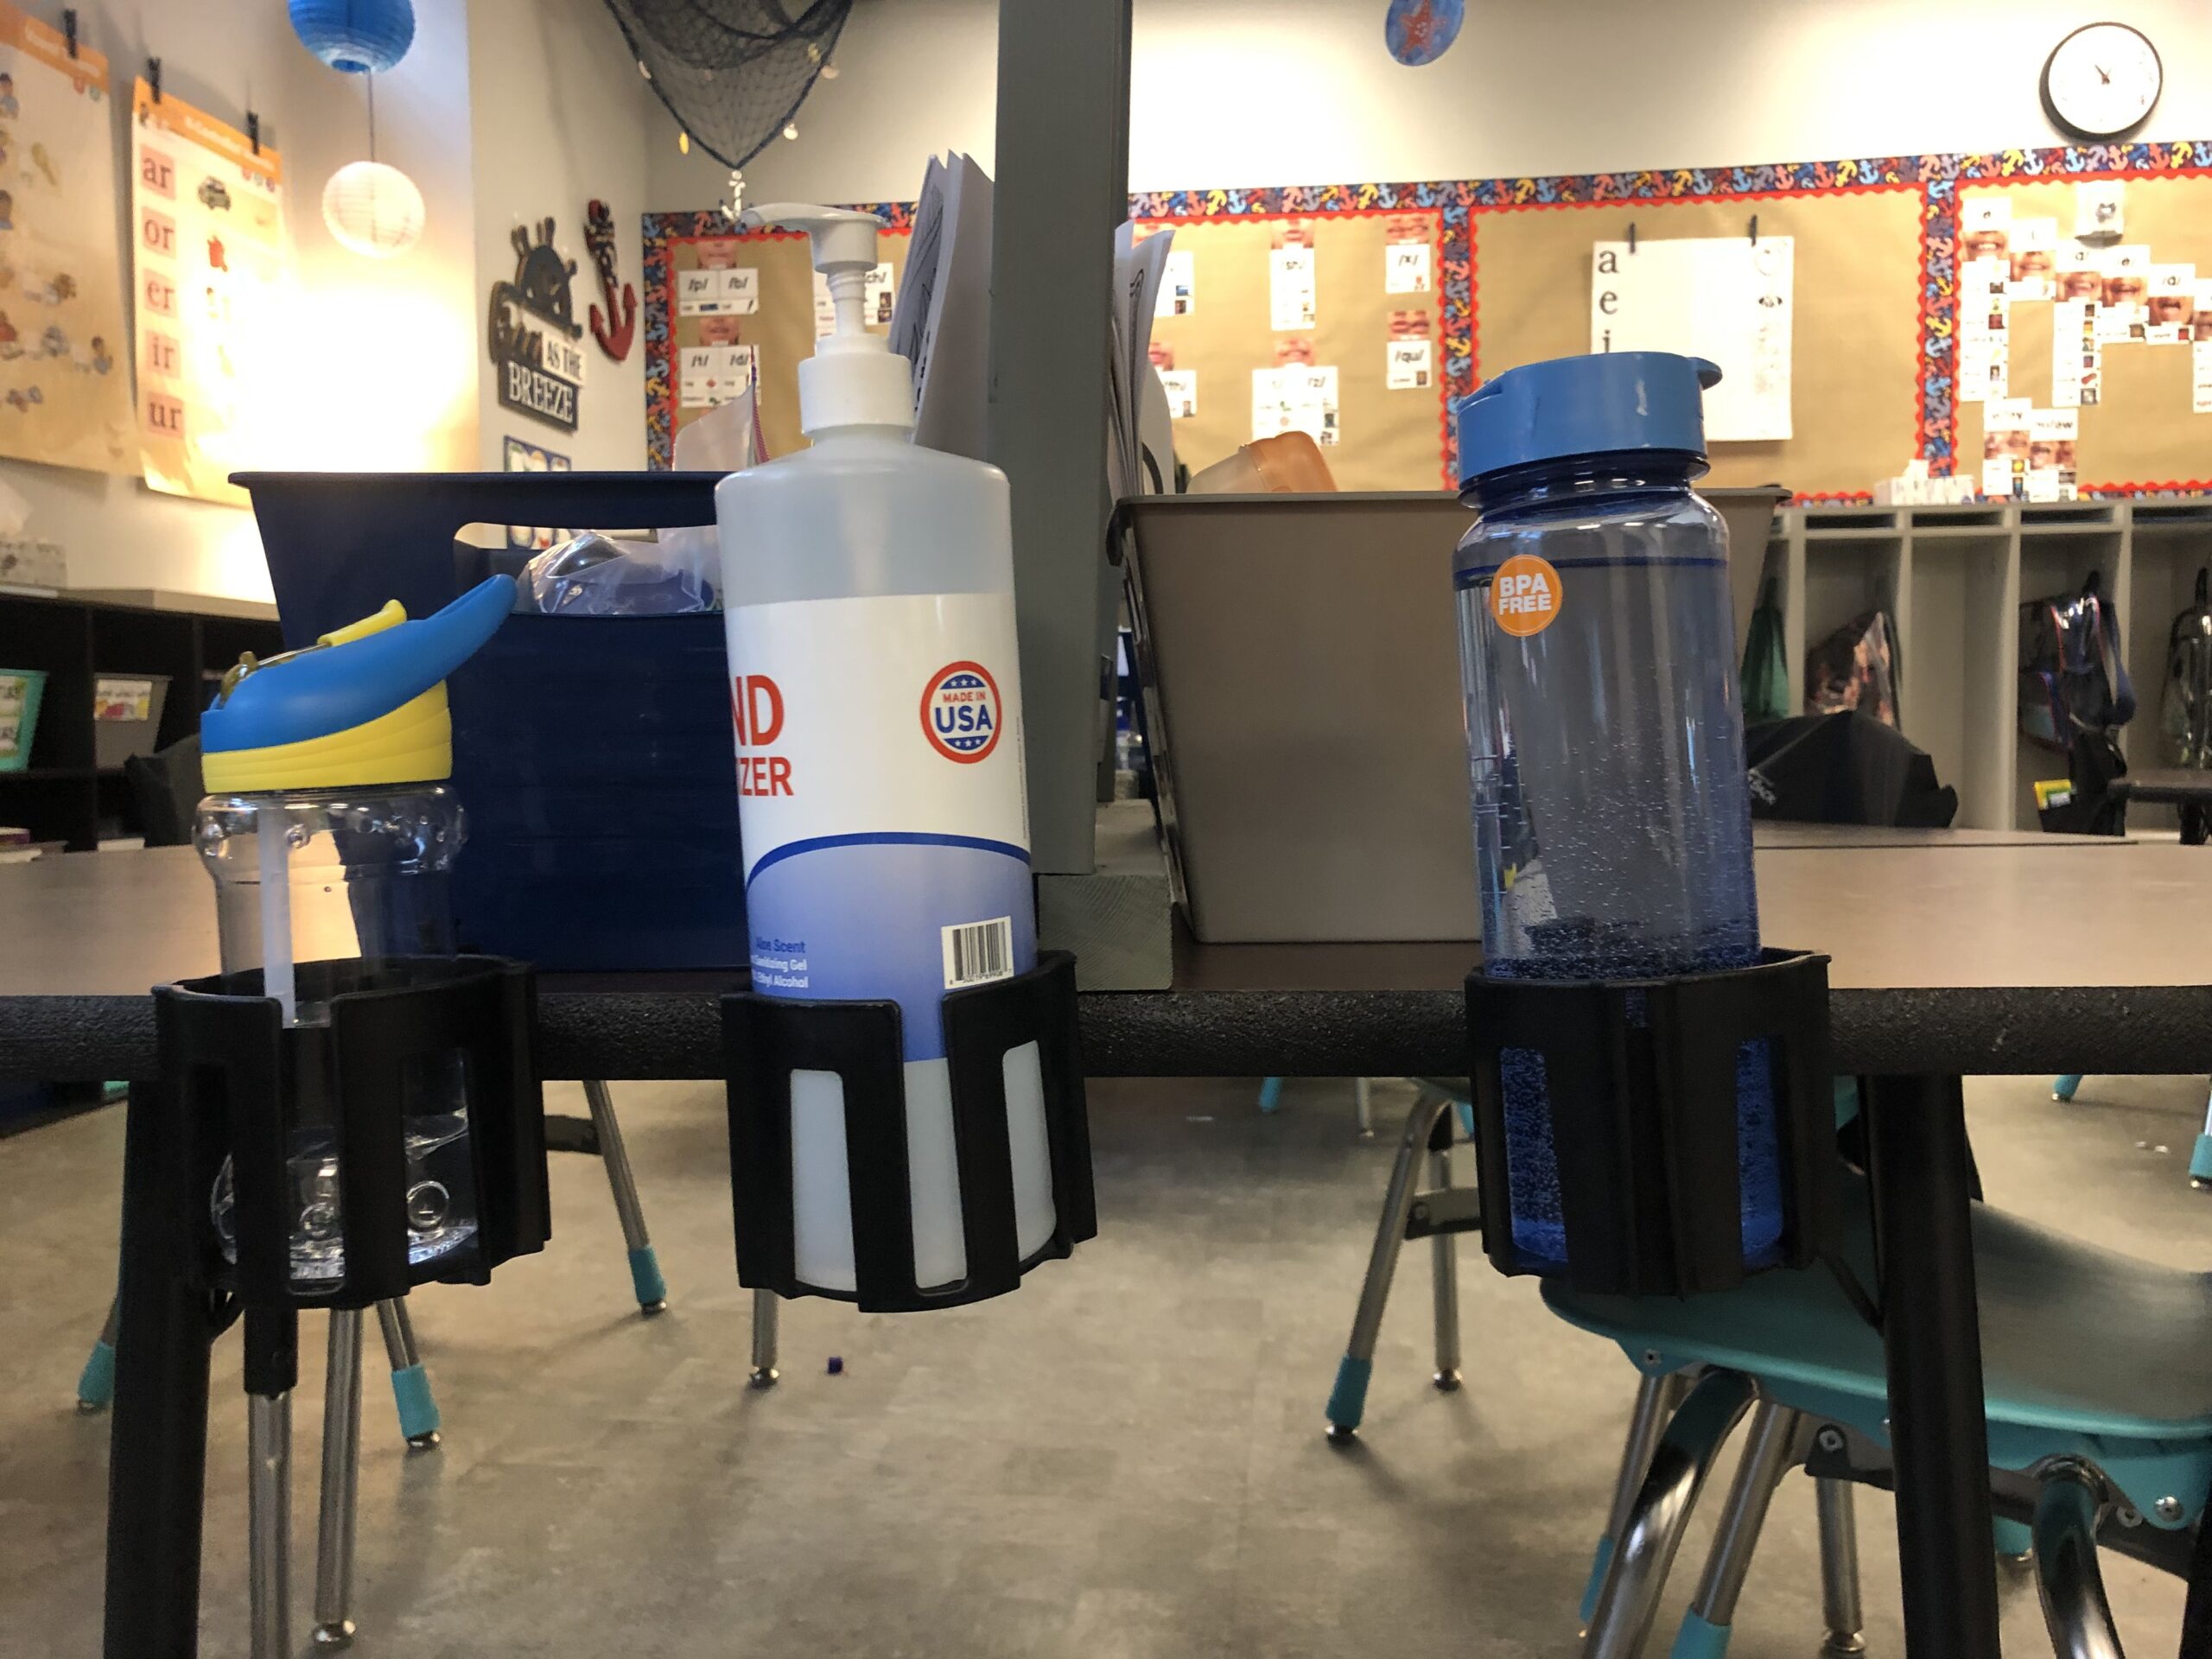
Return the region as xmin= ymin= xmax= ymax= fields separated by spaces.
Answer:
xmin=724 ymin=591 xmax=1033 ymax=1058
xmin=1488 ymin=552 xmax=1563 ymax=637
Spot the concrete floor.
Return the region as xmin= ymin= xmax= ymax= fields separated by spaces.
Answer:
xmin=6 ymin=1071 xmax=2212 ymax=1656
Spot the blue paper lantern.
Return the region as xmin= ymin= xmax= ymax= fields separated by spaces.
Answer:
xmin=1383 ymin=0 xmax=1464 ymax=67
xmin=289 ymin=0 xmax=416 ymax=74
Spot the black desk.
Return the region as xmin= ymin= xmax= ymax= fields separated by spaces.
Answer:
xmin=5 ymin=838 xmax=2212 ymax=1659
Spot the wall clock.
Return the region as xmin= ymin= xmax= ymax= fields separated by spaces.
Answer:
xmin=2042 ymin=22 xmax=2162 ymax=139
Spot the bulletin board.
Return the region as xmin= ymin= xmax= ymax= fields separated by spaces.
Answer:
xmin=1471 ymin=188 xmax=1924 ymax=499
xmin=643 ymin=141 xmax=2212 ymax=500
xmin=1949 ymin=171 xmax=2212 ymax=493
xmin=642 ymin=205 xmax=912 ymax=466
xmin=1141 ymin=209 xmax=1454 ymax=490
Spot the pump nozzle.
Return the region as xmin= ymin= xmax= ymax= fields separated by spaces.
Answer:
xmin=738 ymin=203 xmax=914 ymax=436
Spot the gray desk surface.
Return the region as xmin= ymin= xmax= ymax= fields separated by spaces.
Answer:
xmin=1 ymin=838 xmax=2208 ymax=1082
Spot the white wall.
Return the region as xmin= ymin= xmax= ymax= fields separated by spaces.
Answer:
xmin=6 ymin=0 xmax=478 ymax=603
xmin=649 ymin=0 xmax=2212 ymax=207
xmin=467 ymin=0 xmax=653 ymax=473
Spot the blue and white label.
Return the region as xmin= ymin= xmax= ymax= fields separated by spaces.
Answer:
xmin=724 ymin=591 xmax=1033 ymax=1059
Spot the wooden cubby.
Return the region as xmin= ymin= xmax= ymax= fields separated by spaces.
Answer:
xmin=0 ymin=589 xmax=282 ymax=851
xmin=1759 ymin=499 xmax=2212 ymax=832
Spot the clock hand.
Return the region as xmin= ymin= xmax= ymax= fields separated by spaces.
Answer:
xmin=2094 ymin=64 xmax=2110 ymax=83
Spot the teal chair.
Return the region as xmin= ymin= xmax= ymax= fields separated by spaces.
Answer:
xmin=2052 ymin=1073 xmax=2212 ymax=1187
xmin=1553 ymin=1173 xmax=2212 ymax=1656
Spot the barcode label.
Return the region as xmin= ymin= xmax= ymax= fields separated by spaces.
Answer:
xmin=943 ymin=917 xmax=1013 ymax=988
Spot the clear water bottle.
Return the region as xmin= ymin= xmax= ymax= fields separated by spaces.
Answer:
xmin=195 ymin=578 xmax=515 ymax=1287
xmin=1451 ymin=352 xmax=1779 ymax=1269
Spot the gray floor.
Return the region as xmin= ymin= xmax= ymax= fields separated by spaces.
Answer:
xmin=6 ymin=1071 xmax=2212 ymax=1656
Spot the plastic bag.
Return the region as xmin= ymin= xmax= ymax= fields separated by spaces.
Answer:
xmin=520 ymin=531 xmax=715 ymax=615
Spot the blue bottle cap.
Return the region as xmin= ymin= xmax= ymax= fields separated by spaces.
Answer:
xmin=1454 ymin=352 xmax=1720 ymax=489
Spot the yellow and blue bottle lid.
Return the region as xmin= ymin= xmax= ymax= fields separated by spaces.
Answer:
xmin=200 ymin=575 xmax=515 ymax=793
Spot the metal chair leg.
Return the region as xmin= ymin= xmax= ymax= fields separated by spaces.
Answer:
xmin=582 ymin=1078 xmax=667 ymax=1314
xmin=1667 ymin=1402 xmax=1805 ymax=1658
xmin=1815 ymin=1476 xmax=1869 ymax=1656
xmin=1427 ymin=1116 xmax=1461 ymax=1392
xmin=77 ymin=1294 xmax=121 ymax=1412
xmin=247 ymin=1389 xmax=293 ymax=1659
xmin=313 ymin=1310 xmax=363 ymax=1650
xmin=375 ymin=1298 xmax=440 ymax=1448
xmin=750 ymin=1289 xmax=780 ymax=1388
xmin=1584 ymin=1370 xmax=1756 ymax=1659
xmin=2032 ymin=1466 xmax=2126 ymax=1659
xmin=1354 ymin=1076 xmax=1375 ymax=1140
xmin=1324 ymin=1089 xmax=1456 ymax=1441
xmin=1579 ymin=1370 xmax=1698 ymax=1628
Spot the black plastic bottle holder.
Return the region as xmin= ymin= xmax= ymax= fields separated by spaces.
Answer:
xmin=1465 ymin=948 xmax=1840 ymax=1298
xmin=723 ymin=950 xmax=1096 ymax=1313
xmin=156 ymin=956 xmax=551 ymax=1319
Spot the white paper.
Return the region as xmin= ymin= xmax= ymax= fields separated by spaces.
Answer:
xmin=1251 ymin=364 xmax=1338 ymax=446
xmin=1385 ymin=240 xmax=1431 ymax=295
xmin=676 ymin=268 xmax=721 ymax=315
xmin=1160 ymin=248 xmax=1196 ymax=316
xmin=678 ymin=342 xmax=757 ymax=409
xmin=2196 ymin=341 xmax=2212 ymax=415
xmin=1981 ymin=397 xmax=2031 ymax=500
xmin=2075 ymin=180 xmax=2126 ymax=239
xmin=2145 ymin=264 xmax=2196 ymax=344
xmin=1159 ymin=368 xmax=1198 ymax=418
xmin=1961 ymin=257 xmax=2010 ymax=338
xmin=1269 ymin=246 xmax=1316 ymax=330
xmin=1385 ymin=337 xmax=1433 ymax=390
xmin=1960 ymin=337 xmax=2008 ymax=402
xmin=887 ymin=151 xmax=994 ymax=463
xmin=2052 ymin=298 xmax=2101 ymax=408
xmin=2006 ymin=219 xmax=2056 ymax=302
xmin=2026 ymin=407 xmax=2078 ymax=501
xmin=1590 ymin=235 xmax=1792 ymax=441
xmin=723 ymin=268 xmax=760 ymax=315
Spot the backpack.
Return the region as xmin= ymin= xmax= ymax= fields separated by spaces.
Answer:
xmin=2018 ymin=570 xmax=2134 ymax=750
xmin=2162 ymin=567 xmax=2212 ymax=769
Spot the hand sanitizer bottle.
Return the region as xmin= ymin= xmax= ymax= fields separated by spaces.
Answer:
xmin=715 ymin=204 xmax=1052 ymax=1296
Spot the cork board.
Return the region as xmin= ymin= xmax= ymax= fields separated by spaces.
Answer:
xmin=1471 ymin=189 xmax=1926 ymax=498
xmin=1141 ymin=211 xmax=1452 ymax=490
xmin=663 ymin=226 xmax=911 ymax=462
xmin=1953 ymin=173 xmax=2212 ymax=492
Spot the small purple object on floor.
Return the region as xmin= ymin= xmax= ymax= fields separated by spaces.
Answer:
xmin=827 ymin=1356 xmax=843 ymax=1375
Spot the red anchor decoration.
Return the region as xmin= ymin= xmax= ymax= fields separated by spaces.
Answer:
xmin=584 ymin=199 xmax=636 ymax=362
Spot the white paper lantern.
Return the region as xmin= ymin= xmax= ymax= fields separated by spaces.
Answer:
xmin=321 ymin=160 xmax=424 ymax=258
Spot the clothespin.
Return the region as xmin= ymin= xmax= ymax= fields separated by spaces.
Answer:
xmin=1626 ymin=222 xmax=1637 ymax=254
xmin=62 ymin=9 xmax=77 ymax=59
xmin=247 ymin=111 xmax=259 ymax=155
xmin=1748 ymin=214 xmax=1759 ymax=245
xmin=147 ymin=57 xmax=161 ymax=102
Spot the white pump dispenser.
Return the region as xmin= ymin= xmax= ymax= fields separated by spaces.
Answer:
xmin=715 ymin=204 xmax=1050 ymax=1298
xmin=736 ymin=203 xmax=913 ymax=436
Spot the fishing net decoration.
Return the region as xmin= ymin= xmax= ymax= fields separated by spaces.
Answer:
xmin=603 ymin=0 xmax=852 ymax=170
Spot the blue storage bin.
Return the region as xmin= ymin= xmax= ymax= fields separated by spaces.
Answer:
xmin=234 ymin=471 xmax=744 ymax=971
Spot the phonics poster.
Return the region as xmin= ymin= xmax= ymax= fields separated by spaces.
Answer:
xmin=130 ymin=79 xmax=283 ymax=505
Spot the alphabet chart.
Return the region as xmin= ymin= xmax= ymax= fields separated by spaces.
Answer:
xmin=130 ymin=79 xmax=283 ymax=506
xmin=1589 ymin=235 xmax=1795 ymax=442
xmin=0 ymin=2 xmax=132 ymax=475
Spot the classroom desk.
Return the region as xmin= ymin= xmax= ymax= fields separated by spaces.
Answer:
xmin=3 ymin=835 xmax=2209 ymax=1659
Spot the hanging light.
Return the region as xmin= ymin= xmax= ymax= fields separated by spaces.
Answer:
xmin=289 ymin=0 xmax=416 ymax=74
xmin=323 ymin=159 xmax=423 ymax=257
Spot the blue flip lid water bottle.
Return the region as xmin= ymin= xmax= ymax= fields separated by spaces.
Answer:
xmin=1451 ymin=352 xmax=1780 ymax=1270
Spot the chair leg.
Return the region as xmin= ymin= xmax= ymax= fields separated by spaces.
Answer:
xmin=1426 ymin=1112 xmax=1461 ymax=1392
xmin=749 ymin=1288 xmax=780 ymax=1388
xmin=1257 ymin=1076 xmax=1284 ymax=1114
xmin=582 ymin=1079 xmax=667 ymax=1314
xmin=1815 ymin=1477 xmax=1869 ymax=1656
xmin=1584 ymin=1370 xmax=1756 ymax=1659
xmin=1665 ymin=1402 xmax=1805 ymax=1658
xmin=376 ymin=1298 xmax=441 ymax=1448
xmin=247 ymin=1389 xmax=293 ymax=1659
xmin=2032 ymin=1466 xmax=2127 ymax=1659
xmin=1579 ymin=1371 xmax=1697 ymax=1629
xmin=1324 ymin=1090 xmax=1457 ymax=1441
xmin=77 ymin=1294 xmax=121 ymax=1412
xmin=2190 ymin=1081 xmax=2212 ymax=1191
xmin=1354 ymin=1076 xmax=1375 ymax=1141
xmin=312 ymin=1310 xmax=363 ymax=1650
xmin=2053 ymin=1074 xmax=2083 ymax=1102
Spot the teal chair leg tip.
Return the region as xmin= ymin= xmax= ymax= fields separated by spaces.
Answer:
xmin=1325 ymin=1355 xmax=1372 ymax=1432
xmin=2189 ymin=1134 xmax=2212 ymax=1184
xmin=1993 ymin=1515 xmax=2033 ymax=1558
xmin=390 ymin=1362 xmax=442 ymax=1443
xmin=2053 ymin=1073 xmax=2083 ymax=1101
xmin=1257 ymin=1077 xmax=1285 ymax=1113
xmin=628 ymin=1245 xmax=668 ymax=1309
xmin=76 ymin=1339 xmax=117 ymax=1411
xmin=1669 ymin=1610 xmax=1732 ymax=1659
xmin=1577 ymin=1535 xmax=1616 ymax=1627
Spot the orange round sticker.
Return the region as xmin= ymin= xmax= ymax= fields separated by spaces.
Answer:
xmin=1489 ymin=552 xmax=1563 ymax=638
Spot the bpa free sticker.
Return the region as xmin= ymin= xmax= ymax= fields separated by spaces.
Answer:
xmin=1490 ymin=553 xmax=1562 ymax=638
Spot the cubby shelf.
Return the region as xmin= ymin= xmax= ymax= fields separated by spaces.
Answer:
xmin=0 ymin=590 xmax=281 ymax=851
xmin=1761 ymin=500 xmax=2212 ymax=833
